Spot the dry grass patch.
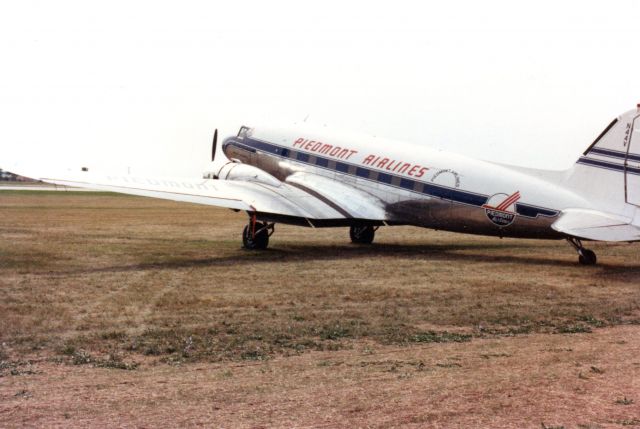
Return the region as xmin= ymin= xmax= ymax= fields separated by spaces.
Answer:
xmin=1 ymin=192 xmax=639 ymax=366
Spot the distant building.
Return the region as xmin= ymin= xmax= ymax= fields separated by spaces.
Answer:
xmin=0 ymin=168 xmax=37 ymax=182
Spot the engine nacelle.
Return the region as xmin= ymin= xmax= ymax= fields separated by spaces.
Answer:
xmin=216 ymin=162 xmax=282 ymax=187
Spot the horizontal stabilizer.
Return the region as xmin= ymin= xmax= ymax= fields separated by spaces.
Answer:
xmin=552 ymin=208 xmax=640 ymax=242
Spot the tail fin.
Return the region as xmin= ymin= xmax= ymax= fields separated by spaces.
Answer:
xmin=564 ymin=107 xmax=640 ymax=211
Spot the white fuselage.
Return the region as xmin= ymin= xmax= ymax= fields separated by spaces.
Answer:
xmin=222 ymin=125 xmax=592 ymax=239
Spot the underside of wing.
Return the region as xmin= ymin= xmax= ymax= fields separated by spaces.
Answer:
xmin=552 ymin=208 xmax=640 ymax=241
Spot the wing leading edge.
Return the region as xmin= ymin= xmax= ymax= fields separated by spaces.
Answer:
xmin=7 ymin=162 xmax=389 ymax=223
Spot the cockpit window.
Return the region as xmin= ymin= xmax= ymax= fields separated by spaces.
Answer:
xmin=237 ymin=126 xmax=253 ymax=138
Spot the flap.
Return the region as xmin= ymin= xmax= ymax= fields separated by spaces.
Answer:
xmin=285 ymin=172 xmax=387 ymax=220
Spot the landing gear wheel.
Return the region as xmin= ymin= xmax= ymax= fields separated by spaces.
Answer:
xmin=349 ymin=225 xmax=376 ymax=244
xmin=566 ymin=237 xmax=597 ymax=266
xmin=578 ymin=249 xmax=597 ymax=266
xmin=242 ymin=222 xmax=270 ymax=250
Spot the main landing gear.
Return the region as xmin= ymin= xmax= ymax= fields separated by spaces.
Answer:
xmin=566 ymin=237 xmax=597 ymax=266
xmin=242 ymin=218 xmax=378 ymax=249
xmin=350 ymin=225 xmax=377 ymax=244
xmin=242 ymin=219 xmax=274 ymax=250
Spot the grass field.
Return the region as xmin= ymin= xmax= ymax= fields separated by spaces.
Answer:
xmin=1 ymin=192 xmax=640 ymax=427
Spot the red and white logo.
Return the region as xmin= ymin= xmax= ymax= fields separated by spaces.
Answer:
xmin=482 ymin=191 xmax=520 ymax=227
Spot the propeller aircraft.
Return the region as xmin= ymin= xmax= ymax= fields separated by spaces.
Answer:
xmin=7 ymin=107 xmax=640 ymax=265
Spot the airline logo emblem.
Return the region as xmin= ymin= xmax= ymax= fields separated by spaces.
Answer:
xmin=482 ymin=191 xmax=521 ymax=227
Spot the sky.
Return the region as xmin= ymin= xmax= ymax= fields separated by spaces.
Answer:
xmin=1 ymin=0 xmax=639 ymax=175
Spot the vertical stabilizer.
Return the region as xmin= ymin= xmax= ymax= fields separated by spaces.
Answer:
xmin=564 ymin=107 xmax=640 ymax=213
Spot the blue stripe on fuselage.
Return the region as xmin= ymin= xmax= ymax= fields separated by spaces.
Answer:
xmin=225 ymin=137 xmax=559 ymax=219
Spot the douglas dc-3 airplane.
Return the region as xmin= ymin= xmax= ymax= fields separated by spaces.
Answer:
xmin=7 ymin=107 xmax=640 ymax=265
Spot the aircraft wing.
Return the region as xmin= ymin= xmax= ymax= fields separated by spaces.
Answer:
xmin=551 ymin=208 xmax=640 ymax=242
xmin=4 ymin=162 xmax=389 ymax=223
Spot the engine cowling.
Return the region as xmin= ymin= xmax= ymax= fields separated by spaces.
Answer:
xmin=216 ymin=162 xmax=282 ymax=187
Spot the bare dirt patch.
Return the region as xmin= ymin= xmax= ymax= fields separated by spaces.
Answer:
xmin=2 ymin=327 xmax=640 ymax=428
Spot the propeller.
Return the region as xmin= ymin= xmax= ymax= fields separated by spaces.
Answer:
xmin=211 ymin=129 xmax=218 ymax=162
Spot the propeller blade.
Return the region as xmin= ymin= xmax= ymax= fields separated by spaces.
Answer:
xmin=211 ymin=129 xmax=218 ymax=162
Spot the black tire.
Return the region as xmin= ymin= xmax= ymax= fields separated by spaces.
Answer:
xmin=349 ymin=225 xmax=375 ymax=244
xmin=578 ymin=249 xmax=597 ymax=265
xmin=242 ymin=223 xmax=269 ymax=250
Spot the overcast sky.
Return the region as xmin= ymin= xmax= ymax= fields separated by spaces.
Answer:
xmin=1 ymin=0 xmax=639 ymax=175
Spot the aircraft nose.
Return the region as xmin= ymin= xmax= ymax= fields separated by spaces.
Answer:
xmin=221 ymin=136 xmax=236 ymax=156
